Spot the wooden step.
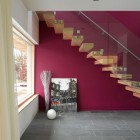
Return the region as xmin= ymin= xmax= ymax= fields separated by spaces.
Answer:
xmin=36 ymin=11 xmax=45 ymax=21
xmin=43 ymin=12 xmax=55 ymax=27
xmin=79 ymin=43 xmax=94 ymax=52
xmin=87 ymin=51 xmax=117 ymax=63
xmin=102 ymin=66 xmax=124 ymax=72
xmin=118 ymin=80 xmax=140 ymax=87
xmin=125 ymin=86 xmax=140 ymax=94
xmin=87 ymin=51 xmax=103 ymax=58
xmin=71 ymin=35 xmax=84 ymax=46
xmin=95 ymin=58 xmax=114 ymax=65
xmin=63 ymin=27 xmax=74 ymax=40
xmin=110 ymin=74 xmax=132 ymax=79
xmin=133 ymin=92 xmax=140 ymax=98
xmin=53 ymin=20 xmax=64 ymax=34
xmin=125 ymin=86 xmax=134 ymax=92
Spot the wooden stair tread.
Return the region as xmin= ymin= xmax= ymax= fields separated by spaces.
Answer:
xmin=95 ymin=58 xmax=114 ymax=65
xmin=79 ymin=43 xmax=94 ymax=52
xmin=118 ymin=80 xmax=140 ymax=86
xmin=87 ymin=51 xmax=117 ymax=63
xmin=71 ymin=35 xmax=84 ymax=46
xmin=63 ymin=27 xmax=74 ymax=40
xmin=94 ymin=56 xmax=118 ymax=65
xmin=87 ymin=51 xmax=103 ymax=58
xmin=110 ymin=74 xmax=132 ymax=79
xmin=102 ymin=66 xmax=124 ymax=72
xmin=125 ymin=86 xmax=140 ymax=94
xmin=43 ymin=12 xmax=55 ymax=27
xmin=133 ymin=92 xmax=140 ymax=98
xmin=53 ymin=20 xmax=64 ymax=34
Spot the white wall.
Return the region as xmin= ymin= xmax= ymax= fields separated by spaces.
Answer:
xmin=22 ymin=0 xmax=140 ymax=11
xmin=28 ymin=11 xmax=39 ymax=43
xmin=19 ymin=96 xmax=39 ymax=137
xmin=12 ymin=0 xmax=39 ymax=137
xmin=12 ymin=0 xmax=39 ymax=44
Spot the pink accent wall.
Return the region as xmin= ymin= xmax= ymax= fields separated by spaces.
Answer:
xmin=109 ymin=12 xmax=140 ymax=38
xmin=35 ymin=21 xmax=140 ymax=111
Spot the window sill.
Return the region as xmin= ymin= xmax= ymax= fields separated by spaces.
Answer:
xmin=18 ymin=94 xmax=39 ymax=113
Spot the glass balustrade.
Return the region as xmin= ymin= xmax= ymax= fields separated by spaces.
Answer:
xmin=77 ymin=11 xmax=140 ymax=83
xmin=54 ymin=11 xmax=140 ymax=87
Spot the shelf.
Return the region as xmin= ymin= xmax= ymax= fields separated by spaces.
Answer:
xmin=43 ymin=12 xmax=55 ymax=27
xmin=63 ymin=27 xmax=74 ymax=40
xmin=71 ymin=35 xmax=84 ymax=46
xmin=118 ymin=80 xmax=140 ymax=87
xmin=125 ymin=86 xmax=140 ymax=94
xmin=79 ymin=43 xmax=94 ymax=52
xmin=110 ymin=74 xmax=132 ymax=79
xmin=53 ymin=20 xmax=64 ymax=34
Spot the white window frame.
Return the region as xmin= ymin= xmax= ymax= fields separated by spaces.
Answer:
xmin=13 ymin=27 xmax=35 ymax=105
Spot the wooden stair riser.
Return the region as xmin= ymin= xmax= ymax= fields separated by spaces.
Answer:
xmin=125 ymin=86 xmax=134 ymax=92
xmin=79 ymin=43 xmax=94 ymax=52
xmin=95 ymin=59 xmax=115 ymax=65
xmin=54 ymin=20 xmax=64 ymax=34
xmin=118 ymin=80 xmax=140 ymax=87
xmin=125 ymin=86 xmax=140 ymax=94
xmin=87 ymin=51 xmax=103 ymax=58
xmin=43 ymin=12 xmax=55 ymax=27
xmin=110 ymin=74 xmax=132 ymax=79
xmin=63 ymin=28 xmax=74 ymax=40
xmin=102 ymin=66 xmax=125 ymax=72
xmin=71 ymin=35 xmax=84 ymax=46
xmin=133 ymin=93 xmax=140 ymax=98
xmin=87 ymin=51 xmax=118 ymax=65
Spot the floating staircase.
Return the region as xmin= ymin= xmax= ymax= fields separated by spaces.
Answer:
xmin=39 ymin=11 xmax=140 ymax=99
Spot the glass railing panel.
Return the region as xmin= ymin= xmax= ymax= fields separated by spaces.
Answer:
xmin=76 ymin=11 xmax=110 ymax=55
xmin=107 ymin=12 xmax=140 ymax=81
xmin=55 ymin=11 xmax=140 ymax=83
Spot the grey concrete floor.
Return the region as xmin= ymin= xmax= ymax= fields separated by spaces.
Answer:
xmin=21 ymin=111 xmax=140 ymax=140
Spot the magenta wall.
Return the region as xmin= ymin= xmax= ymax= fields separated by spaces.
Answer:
xmin=109 ymin=12 xmax=140 ymax=38
xmin=35 ymin=21 xmax=140 ymax=111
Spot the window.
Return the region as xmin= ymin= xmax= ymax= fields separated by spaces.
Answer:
xmin=13 ymin=28 xmax=34 ymax=105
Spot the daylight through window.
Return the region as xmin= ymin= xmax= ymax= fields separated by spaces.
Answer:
xmin=13 ymin=29 xmax=34 ymax=105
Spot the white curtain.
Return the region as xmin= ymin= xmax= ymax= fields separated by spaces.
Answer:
xmin=0 ymin=0 xmax=20 ymax=140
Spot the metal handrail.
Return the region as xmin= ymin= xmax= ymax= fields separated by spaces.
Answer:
xmin=79 ymin=11 xmax=140 ymax=61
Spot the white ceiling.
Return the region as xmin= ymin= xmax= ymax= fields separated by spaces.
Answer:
xmin=22 ymin=0 xmax=140 ymax=11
